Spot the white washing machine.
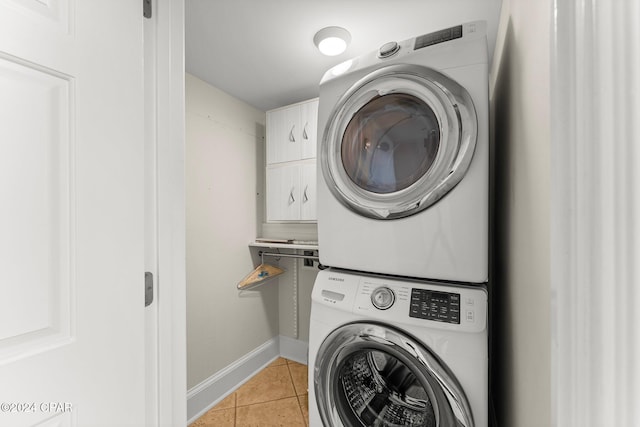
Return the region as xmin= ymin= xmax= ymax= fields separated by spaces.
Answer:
xmin=317 ymin=22 xmax=489 ymax=283
xmin=308 ymin=268 xmax=488 ymax=427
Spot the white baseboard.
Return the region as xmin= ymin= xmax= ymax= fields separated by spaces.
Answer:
xmin=279 ymin=335 xmax=308 ymax=365
xmin=186 ymin=337 xmax=279 ymax=423
xmin=186 ymin=336 xmax=308 ymax=424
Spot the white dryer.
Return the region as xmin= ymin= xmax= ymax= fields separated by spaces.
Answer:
xmin=317 ymin=22 xmax=489 ymax=283
xmin=308 ymin=268 xmax=488 ymax=427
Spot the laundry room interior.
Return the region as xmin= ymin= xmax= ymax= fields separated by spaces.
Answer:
xmin=2 ymin=0 xmax=636 ymax=424
xmin=185 ymin=1 xmax=549 ymax=426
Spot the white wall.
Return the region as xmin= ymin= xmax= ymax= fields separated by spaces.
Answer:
xmin=490 ymin=0 xmax=551 ymax=426
xmin=186 ymin=73 xmax=279 ymax=389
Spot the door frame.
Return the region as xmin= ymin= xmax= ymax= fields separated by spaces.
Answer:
xmin=152 ymin=0 xmax=186 ymax=424
xmin=551 ymin=0 xmax=640 ymax=425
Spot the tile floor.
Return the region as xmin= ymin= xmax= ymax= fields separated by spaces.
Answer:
xmin=190 ymin=357 xmax=309 ymax=427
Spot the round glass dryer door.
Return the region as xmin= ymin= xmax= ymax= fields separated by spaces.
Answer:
xmin=321 ymin=64 xmax=477 ymax=219
xmin=314 ymin=323 xmax=473 ymax=427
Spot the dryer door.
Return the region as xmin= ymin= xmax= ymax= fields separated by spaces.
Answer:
xmin=314 ymin=322 xmax=473 ymax=427
xmin=321 ymin=64 xmax=477 ymax=219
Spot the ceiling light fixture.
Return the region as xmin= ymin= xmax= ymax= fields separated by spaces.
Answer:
xmin=314 ymin=26 xmax=351 ymax=56
xmin=330 ymin=59 xmax=353 ymax=76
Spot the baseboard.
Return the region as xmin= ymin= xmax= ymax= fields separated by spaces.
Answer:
xmin=186 ymin=337 xmax=279 ymax=424
xmin=186 ymin=336 xmax=309 ymax=424
xmin=278 ymin=335 xmax=308 ymax=365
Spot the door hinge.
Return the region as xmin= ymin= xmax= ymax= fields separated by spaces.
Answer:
xmin=145 ymin=272 xmax=154 ymax=307
xmin=143 ymin=0 xmax=152 ymax=19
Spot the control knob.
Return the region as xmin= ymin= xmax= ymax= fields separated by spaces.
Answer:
xmin=371 ymin=287 xmax=395 ymax=310
xmin=378 ymin=41 xmax=400 ymax=58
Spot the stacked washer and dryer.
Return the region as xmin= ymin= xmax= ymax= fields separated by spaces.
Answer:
xmin=308 ymin=22 xmax=490 ymax=427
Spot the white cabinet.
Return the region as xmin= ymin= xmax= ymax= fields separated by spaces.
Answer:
xmin=265 ymin=98 xmax=318 ymax=222
xmin=299 ymin=100 xmax=318 ymax=160
xmin=266 ymin=161 xmax=316 ymax=222
xmin=266 ymin=163 xmax=299 ymax=222
xmin=300 ymin=163 xmax=317 ymax=221
xmin=266 ymin=98 xmax=318 ymax=165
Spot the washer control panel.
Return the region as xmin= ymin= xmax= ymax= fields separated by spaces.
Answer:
xmin=313 ymin=269 xmax=487 ymax=332
xmin=371 ymin=287 xmax=395 ymax=310
xmin=409 ymin=289 xmax=460 ymax=324
xmin=347 ymin=272 xmax=487 ymax=333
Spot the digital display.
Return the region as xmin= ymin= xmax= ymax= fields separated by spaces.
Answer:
xmin=414 ymin=25 xmax=463 ymax=50
xmin=409 ymin=289 xmax=460 ymax=324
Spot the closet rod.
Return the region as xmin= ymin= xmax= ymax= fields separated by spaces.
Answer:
xmin=258 ymin=251 xmax=319 ymax=261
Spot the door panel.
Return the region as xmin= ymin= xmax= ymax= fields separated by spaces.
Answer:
xmin=300 ymin=99 xmax=318 ymax=160
xmin=0 ymin=56 xmax=72 ymax=363
xmin=266 ymin=105 xmax=302 ymax=164
xmin=0 ymin=0 xmax=70 ymax=33
xmin=266 ymin=164 xmax=301 ymax=221
xmin=282 ymin=105 xmax=302 ymax=162
xmin=300 ymin=163 xmax=316 ymax=221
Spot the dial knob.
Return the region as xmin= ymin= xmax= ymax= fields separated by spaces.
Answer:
xmin=371 ymin=287 xmax=395 ymax=310
xmin=378 ymin=41 xmax=400 ymax=58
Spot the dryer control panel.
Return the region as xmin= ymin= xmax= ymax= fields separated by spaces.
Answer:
xmin=414 ymin=25 xmax=463 ymax=50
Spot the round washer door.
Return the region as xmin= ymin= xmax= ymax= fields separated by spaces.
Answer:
xmin=314 ymin=322 xmax=474 ymax=427
xmin=321 ymin=64 xmax=477 ymax=220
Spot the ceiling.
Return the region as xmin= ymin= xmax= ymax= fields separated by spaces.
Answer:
xmin=185 ymin=0 xmax=503 ymax=112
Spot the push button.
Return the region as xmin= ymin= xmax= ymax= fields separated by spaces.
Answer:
xmin=465 ymin=309 xmax=475 ymax=322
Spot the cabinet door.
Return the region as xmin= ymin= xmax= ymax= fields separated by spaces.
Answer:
xmin=266 ymin=164 xmax=301 ymax=221
xmin=300 ymin=163 xmax=317 ymax=221
xmin=266 ymin=105 xmax=301 ymax=164
xmin=300 ymin=99 xmax=319 ymax=160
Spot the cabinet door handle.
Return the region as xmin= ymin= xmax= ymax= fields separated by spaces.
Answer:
xmin=303 ymin=185 xmax=309 ymax=203
xmin=302 ymin=122 xmax=309 ymax=140
xmin=288 ymin=188 xmax=296 ymax=205
xmin=289 ymin=125 xmax=296 ymax=142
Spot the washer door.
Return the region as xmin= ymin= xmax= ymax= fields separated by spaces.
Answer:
xmin=321 ymin=64 xmax=477 ymax=219
xmin=314 ymin=322 xmax=473 ymax=427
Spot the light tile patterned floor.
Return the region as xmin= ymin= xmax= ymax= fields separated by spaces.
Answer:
xmin=190 ymin=358 xmax=309 ymax=427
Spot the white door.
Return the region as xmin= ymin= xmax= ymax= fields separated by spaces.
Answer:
xmin=0 ymin=1 xmax=146 ymax=427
